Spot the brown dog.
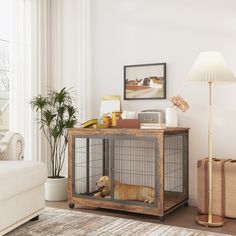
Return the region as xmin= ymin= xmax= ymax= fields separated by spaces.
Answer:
xmin=95 ymin=176 xmax=154 ymax=204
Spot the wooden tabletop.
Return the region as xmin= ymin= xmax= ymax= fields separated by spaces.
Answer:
xmin=68 ymin=127 xmax=190 ymax=136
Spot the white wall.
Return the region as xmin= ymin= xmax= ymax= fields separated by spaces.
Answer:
xmin=90 ymin=0 xmax=236 ymax=205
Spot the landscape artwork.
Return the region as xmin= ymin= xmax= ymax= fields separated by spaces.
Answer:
xmin=124 ymin=63 xmax=166 ymax=100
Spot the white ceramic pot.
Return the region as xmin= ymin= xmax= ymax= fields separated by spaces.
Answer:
xmin=45 ymin=177 xmax=68 ymax=201
xmin=166 ymin=107 xmax=178 ymax=127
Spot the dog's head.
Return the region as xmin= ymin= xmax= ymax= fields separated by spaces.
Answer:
xmin=96 ymin=176 xmax=111 ymax=188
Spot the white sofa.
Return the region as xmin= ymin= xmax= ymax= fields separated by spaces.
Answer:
xmin=0 ymin=133 xmax=47 ymax=236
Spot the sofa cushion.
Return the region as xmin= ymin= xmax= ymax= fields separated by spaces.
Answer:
xmin=0 ymin=161 xmax=47 ymax=201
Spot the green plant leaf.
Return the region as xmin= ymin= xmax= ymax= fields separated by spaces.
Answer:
xmin=30 ymin=95 xmax=48 ymax=111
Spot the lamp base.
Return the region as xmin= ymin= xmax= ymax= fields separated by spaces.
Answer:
xmin=195 ymin=215 xmax=224 ymax=227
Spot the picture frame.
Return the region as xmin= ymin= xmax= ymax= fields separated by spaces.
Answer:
xmin=124 ymin=63 xmax=166 ymax=100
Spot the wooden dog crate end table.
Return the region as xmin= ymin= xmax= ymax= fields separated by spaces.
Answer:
xmin=68 ymin=127 xmax=189 ymax=221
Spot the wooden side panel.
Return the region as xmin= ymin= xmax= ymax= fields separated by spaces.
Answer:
xmin=157 ymin=133 xmax=164 ymax=216
xmin=68 ymin=132 xmax=73 ymax=202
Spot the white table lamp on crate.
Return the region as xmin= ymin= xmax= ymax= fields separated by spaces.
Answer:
xmin=187 ymin=51 xmax=236 ymax=227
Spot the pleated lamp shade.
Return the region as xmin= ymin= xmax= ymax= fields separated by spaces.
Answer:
xmin=187 ymin=51 xmax=236 ymax=83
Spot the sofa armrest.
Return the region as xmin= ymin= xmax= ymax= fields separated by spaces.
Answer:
xmin=0 ymin=132 xmax=24 ymax=160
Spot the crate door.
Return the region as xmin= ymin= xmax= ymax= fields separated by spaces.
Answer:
xmin=112 ymin=137 xmax=157 ymax=207
xmin=73 ymin=137 xmax=109 ymax=197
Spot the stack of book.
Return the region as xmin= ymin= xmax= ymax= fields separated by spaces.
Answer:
xmin=140 ymin=123 xmax=166 ymax=129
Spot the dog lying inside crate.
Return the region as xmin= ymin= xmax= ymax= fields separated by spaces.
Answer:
xmin=94 ymin=176 xmax=154 ymax=204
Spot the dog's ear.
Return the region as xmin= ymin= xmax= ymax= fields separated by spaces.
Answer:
xmin=99 ymin=176 xmax=104 ymax=182
xmin=104 ymin=176 xmax=110 ymax=186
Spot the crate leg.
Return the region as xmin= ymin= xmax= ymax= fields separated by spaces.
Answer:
xmin=159 ymin=216 xmax=166 ymax=222
xmin=184 ymin=201 xmax=189 ymax=207
xmin=86 ymin=139 xmax=90 ymax=194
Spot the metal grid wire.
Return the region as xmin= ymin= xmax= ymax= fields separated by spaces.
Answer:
xmin=114 ymin=139 xmax=155 ymax=188
xmin=74 ymin=138 xmax=105 ymax=195
xmin=164 ymin=134 xmax=184 ymax=192
xmin=74 ymin=134 xmax=186 ymax=206
xmin=74 ymin=137 xmax=156 ymax=205
xmin=113 ymin=139 xmax=156 ymax=205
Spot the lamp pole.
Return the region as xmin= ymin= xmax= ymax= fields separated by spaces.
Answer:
xmin=195 ymin=81 xmax=224 ymax=226
xmin=208 ymin=81 xmax=213 ymax=224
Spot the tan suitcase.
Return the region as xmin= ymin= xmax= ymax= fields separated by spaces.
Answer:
xmin=197 ymin=158 xmax=236 ymax=218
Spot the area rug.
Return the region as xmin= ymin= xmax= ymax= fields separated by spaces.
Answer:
xmin=7 ymin=208 xmax=231 ymax=236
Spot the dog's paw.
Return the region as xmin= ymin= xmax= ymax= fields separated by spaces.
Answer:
xmin=94 ymin=192 xmax=102 ymax=198
xmin=144 ymin=199 xmax=154 ymax=204
xmin=148 ymin=199 xmax=154 ymax=204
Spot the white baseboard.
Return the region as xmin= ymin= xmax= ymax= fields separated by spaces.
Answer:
xmin=189 ymin=195 xmax=197 ymax=206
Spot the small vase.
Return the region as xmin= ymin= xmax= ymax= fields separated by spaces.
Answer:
xmin=166 ymin=107 xmax=178 ymax=127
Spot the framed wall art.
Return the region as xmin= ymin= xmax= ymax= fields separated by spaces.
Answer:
xmin=124 ymin=63 xmax=166 ymax=100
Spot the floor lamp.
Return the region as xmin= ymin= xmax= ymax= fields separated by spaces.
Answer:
xmin=187 ymin=51 xmax=236 ymax=227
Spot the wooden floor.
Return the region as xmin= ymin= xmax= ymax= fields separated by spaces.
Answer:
xmin=46 ymin=201 xmax=236 ymax=235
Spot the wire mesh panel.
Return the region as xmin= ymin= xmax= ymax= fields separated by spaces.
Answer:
xmin=113 ymin=138 xmax=157 ymax=206
xmin=164 ymin=133 xmax=188 ymax=210
xmin=164 ymin=135 xmax=183 ymax=192
xmin=74 ymin=138 xmax=106 ymax=195
xmin=73 ymin=136 xmax=157 ymax=206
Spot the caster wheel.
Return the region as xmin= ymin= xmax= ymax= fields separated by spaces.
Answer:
xmin=159 ymin=216 xmax=166 ymax=222
xmin=69 ymin=203 xmax=75 ymax=209
xmin=184 ymin=202 xmax=189 ymax=207
xmin=30 ymin=215 xmax=39 ymax=221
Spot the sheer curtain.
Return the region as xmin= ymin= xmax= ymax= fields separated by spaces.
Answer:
xmin=49 ymin=0 xmax=92 ymax=175
xmin=10 ymin=0 xmax=92 ymax=173
xmin=10 ymin=0 xmax=50 ymax=162
xmin=9 ymin=0 xmax=92 ymax=174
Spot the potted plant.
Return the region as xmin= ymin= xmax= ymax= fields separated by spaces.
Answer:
xmin=30 ymin=87 xmax=77 ymax=201
xmin=166 ymin=95 xmax=189 ymax=127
